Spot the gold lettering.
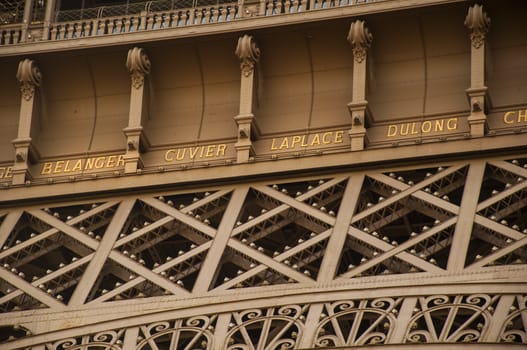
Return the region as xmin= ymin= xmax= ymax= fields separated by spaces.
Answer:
xmin=503 ymin=111 xmax=515 ymax=124
xmin=400 ymin=124 xmax=409 ymax=136
xmin=54 ymin=161 xmax=64 ymax=173
xmin=117 ymin=155 xmax=125 ymax=167
xmin=434 ymin=119 xmax=444 ymax=132
xmin=301 ymin=135 xmax=308 ymax=147
xmin=335 ymin=131 xmax=344 ymax=143
xmin=63 ymin=160 xmax=72 ymax=173
xmin=94 ymin=157 xmax=105 ymax=169
xmin=72 ymin=159 xmax=83 ymax=171
xmin=387 ymin=125 xmax=397 ymax=137
xmin=310 ymin=134 xmax=320 ymax=146
xmin=411 ymin=123 xmax=419 ymax=135
xmin=106 ymin=156 xmax=117 ymax=168
xmin=206 ymin=145 xmax=215 ymax=158
xmin=0 ymin=167 xmax=10 ymax=178
xmin=217 ymin=144 xmax=226 ymax=156
xmin=518 ymin=110 xmax=527 ymax=122
xmin=447 ymin=118 xmax=458 ymax=130
xmin=176 ymin=149 xmax=186 ymax=161
xmin=279 ymin=138 xmax=289 ymax=150
xmin=421 ymin=121 xmax=432 ymax=133
xmin=291 ymin=135 xmax=302 ymax=148
xmin=199 ymin=146 xmax=205 ymax=158
xmin=270 ymin=138 xmax=279 ymax=150
xmin=322 ymin=132 xmax=332 ymax=144
xmin=41 ymin=162 xmax=53 ymax=175
xmin=189 ymin=147 xmax=200 ymax=159
xmin=165 ymin=149 xmax=175 ymax=162
xmin=85 ymin=158 xmax=95 ymax=170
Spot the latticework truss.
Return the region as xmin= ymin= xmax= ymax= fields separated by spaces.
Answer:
xmin=1 ymin=156 xmax=526 ymax=348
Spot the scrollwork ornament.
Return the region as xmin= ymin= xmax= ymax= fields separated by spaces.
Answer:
xmin=143 ymin=321 xmax=171 ymax=336
xmin=126 ymin=47 xmax=151 ymax=89
xmin=235 ymin=34 xmax=260 ymax=77
xmin=238 ymin=308 xmax=263 ymax=322
xmin=370 ymin=297 xmax=395 ymax=310
xmin=455 ymin=329 xmax=481 ymax=342
xmin=271 ymin=339 xmax=295 ymax=349
xmin=407 ymin=331 xmax=430 ymax=343
xmin=17 ymin=58 xmax=41 ymax=101
xmin=362 ymin=333 xmax=386 ymax=345
xmin=347 ymin=20 xmax=373 ymax=63
xmin=424 ymin=294 xmax=450 ymax=307
xmin=131 ymin=70 xmax=145 ymax=89
xmin=185 ymin=315 xmax=211 ymax=329
xmin=20 ymin=82 xmax=35 ymax=101
xmin=52 ymin=338 xmax=78 ymax=350
xmin=277 ymin=304 xmax=302 ymax=318
xmin=334 ymin=300 xmax=355 ymax=311
xmin=465 ymin=4 xmax=490 ymax=49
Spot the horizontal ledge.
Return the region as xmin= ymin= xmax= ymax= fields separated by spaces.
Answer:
xmin=1 ymin=133 xmax=526 ymax=205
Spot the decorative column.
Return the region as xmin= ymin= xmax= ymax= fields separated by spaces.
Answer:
xmin=465 ymin=4 xmax=490 ymax=137
xmin=20 ymin=0 xmax=33 ymax=42
xmin=347 ymin=20 xmax=372 ymax=151
xmin=43 ymin=0 xmax=57 ymax=40
xmin=12 ymin=58 xmax=41 ymax=185
xmin=234 ymin=34 xmax=261 ymax=163
xmin=124 ymin=47 xmax=151 ymax=173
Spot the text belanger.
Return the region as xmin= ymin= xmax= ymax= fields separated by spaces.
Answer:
xmin=41 ymin=155 xmax=125 ymax=175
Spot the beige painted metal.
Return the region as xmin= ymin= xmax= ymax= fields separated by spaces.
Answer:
xmin=0 ymin=0 xmax=526 ymax=349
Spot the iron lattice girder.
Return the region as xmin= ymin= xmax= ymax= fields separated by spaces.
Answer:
xmin=1 ymin=158 xmax=527 ymax=347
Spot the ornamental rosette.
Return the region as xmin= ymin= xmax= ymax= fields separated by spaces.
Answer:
xmin=465 ymin=4 xmax=490 ymax=49
xmin=235 ymin=34 xmax=260 ymax=77
xmin=347 ymin=20 xmax=373 ymax=64
xmin=126 ymin=47 xmax=151 ymax=89
xmin=16 ymin=58 xmax=42 ymax=101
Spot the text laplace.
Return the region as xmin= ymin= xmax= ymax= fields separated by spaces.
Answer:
xmin=270 ymin=131 xmax=345 ymax=150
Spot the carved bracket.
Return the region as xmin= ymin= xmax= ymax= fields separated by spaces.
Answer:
xmin=465 ymin=4 xmax=490 ymax=49
xmin=236 ymin=34 xmax=260 ymax=77
xmin=347 ymin=20 xmax=373 ymax=64
xmin=126 ymin=47 xmax=151 ymax=89
xmin=16 ymin=58 xmax=41 ymax=101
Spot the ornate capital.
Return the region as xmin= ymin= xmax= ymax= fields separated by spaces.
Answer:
xmin=16 ymin=59 xmax=41 ymax=101
xmin=347 ymin=20 xmax=373 ymax=64
xmin=465 ymin=4 xmax=490 ymax=49
xmin=235 ymin=34 xmax=260 ymax=77
xmin=126 ymin=47 xmax=151 ymax=89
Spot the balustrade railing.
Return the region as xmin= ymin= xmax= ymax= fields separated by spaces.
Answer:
xmin=0 ymin=24 xmax=21 ymax=45
xmin=0 ymin=0 xmax=380 ymax=45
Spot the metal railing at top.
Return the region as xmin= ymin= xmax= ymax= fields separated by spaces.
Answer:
xmin=0 ymin=0 xmax=381 ymax=45
xmin=56 ymin=0 xmax=235 ymax=22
